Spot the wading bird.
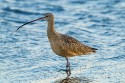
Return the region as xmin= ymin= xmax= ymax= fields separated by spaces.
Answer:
xmin=16 ymin=13 xmax=97 ymax=78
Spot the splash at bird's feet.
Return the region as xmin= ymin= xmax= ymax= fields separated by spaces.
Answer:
xmin=58 ymin=69 xmax=71 ymax=78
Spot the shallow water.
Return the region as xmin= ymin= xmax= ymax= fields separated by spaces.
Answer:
xmin=0 ymin=0 xmax=125 ymax=83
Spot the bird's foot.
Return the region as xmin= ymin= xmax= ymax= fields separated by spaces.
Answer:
xmin=66 ymin=68 xmax=71 ymax=78
xmin=66 ymin=65 xmax=71 ymax=77
xmin=58 ymin=69 xmax=70 ymax=72
xmin=58 ymin=68 xmax=71 ymax=78
xmin=58 ymin=69 xmax=67 ymax=72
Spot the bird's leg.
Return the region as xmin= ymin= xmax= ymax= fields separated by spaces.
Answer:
xmin=65 ymin=57 xmax=71 ymax=78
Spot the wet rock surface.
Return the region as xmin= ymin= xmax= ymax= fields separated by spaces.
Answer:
xmin=55 ymin=77 xmax=91 ymax=83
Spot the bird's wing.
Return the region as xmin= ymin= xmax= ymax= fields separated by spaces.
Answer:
xmin=59 ymin=34 xmax=97 ymax=55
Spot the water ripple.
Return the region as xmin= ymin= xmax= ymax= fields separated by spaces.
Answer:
xmin=3 ymin=7 xmax=41 ymax=15
xmin=0 ymin=0 xmax=125 ymax=83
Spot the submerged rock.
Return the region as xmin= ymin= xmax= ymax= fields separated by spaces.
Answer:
xmin=60 ymin=77 xmax=80 ymax=83
xmin=55 ymin=77 xmax=91 ymax=83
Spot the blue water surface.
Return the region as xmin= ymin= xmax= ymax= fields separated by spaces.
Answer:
xmin=0 ymin=0 xmax=125 ymax=83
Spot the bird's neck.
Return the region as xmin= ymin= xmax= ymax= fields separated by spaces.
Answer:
xmin=47 ymin=19 xmax=57 ymax=39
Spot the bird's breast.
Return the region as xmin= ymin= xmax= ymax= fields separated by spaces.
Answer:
xmin=49 ymin=40 xmax=79 ymax=57
xmin=49 ymin=40 xmax=63 ymax=56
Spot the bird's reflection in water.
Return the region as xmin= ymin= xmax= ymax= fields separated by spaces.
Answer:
xmin=55 ymin=77 xmax=91 ymax=83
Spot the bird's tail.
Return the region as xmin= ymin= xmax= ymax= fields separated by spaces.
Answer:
xmin=91 ymin=47 xmax=98 ymax=53
xmin=92 ymin=48 xmax=98 ymax=50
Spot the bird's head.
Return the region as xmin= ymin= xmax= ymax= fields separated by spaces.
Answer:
xmin=43 ymin=13 xmax=54 ymax=21
xmin=16 ymin=13 xmax=54 ymax=31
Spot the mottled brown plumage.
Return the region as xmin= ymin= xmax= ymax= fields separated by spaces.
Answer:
xmin=49 ymin=32 xmax=96 ymax=57
xmin=45 ymin=13 xmax=97 ymax=57
xmin=16 ymin=13 xmax=97 ymax=78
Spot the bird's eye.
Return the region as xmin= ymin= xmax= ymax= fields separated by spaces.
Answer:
xmin=46 ymin=15 xmax=49 ymax=17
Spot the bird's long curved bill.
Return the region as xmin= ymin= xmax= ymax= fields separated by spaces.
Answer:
xmin=16 ymin=17 xmax=45 ymax=31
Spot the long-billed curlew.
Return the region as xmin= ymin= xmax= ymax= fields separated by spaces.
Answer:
xmin=16 ymin=13 xmax=97 ymax=78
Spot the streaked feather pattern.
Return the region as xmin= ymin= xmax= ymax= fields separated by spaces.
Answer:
xmin=49 ymin=32 xmax=97 ymax=57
